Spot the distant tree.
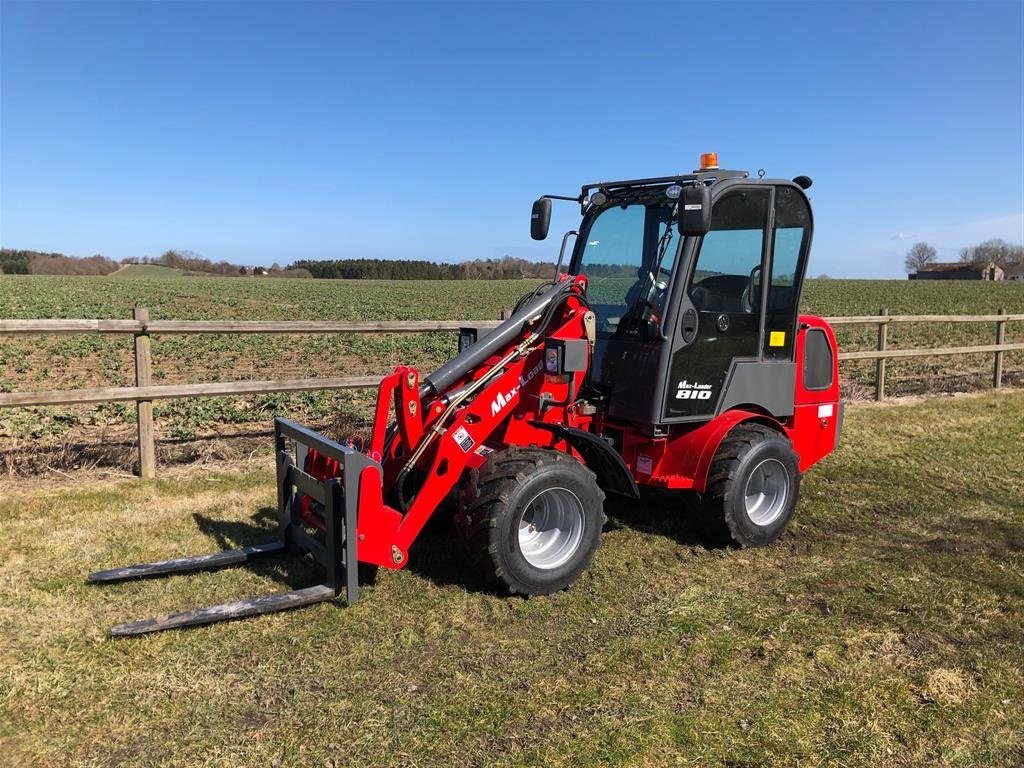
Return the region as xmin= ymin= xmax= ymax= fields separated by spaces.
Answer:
xmin=959 ymin=239 xmax=1024 ymax=268
xmin=816 ymin=274 xmax=831 ymax=280
xmin=0 ymin=250 xmax=31 ymax=274
xmin=158 ymin=250 xmax=184 ymax=269
xmin=904 ymin=242 xmax=937 ymax=273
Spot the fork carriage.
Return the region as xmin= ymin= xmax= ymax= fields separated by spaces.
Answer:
xmin=90 ymin=419 xmax=372 ymax=636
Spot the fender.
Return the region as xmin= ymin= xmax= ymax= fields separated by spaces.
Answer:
xmin=532 ymin=422 xmax=640 ymax=498
xmin=691 ymin=410 xmax=784 ymax=493
xmin=655 ymin=409 xmax=784 ymax=493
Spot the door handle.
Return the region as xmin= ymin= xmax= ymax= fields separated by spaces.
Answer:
xmin=681 ymin=308 xmax=698 ymax=344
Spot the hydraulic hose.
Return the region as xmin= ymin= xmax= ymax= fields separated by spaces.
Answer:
xmin=422 ymin=279 xmax=574 ymax=397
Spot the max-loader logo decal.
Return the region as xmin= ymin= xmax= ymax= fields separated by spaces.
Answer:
xmin=490 ymin=361 xmax=544 ymax=417
xmin=675 ymin=379 xmax=713 ymax=400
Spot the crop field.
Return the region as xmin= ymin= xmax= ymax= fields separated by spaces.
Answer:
xmin=1 ymin=391 xmax=1022 ymax=766
xmin=0 ymin=275 xmax=1021 ymax=472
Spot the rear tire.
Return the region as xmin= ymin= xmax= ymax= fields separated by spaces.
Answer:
xmin=456 ymin=447 xmax=606 ymax=595
xmin=703 ymin=423 xmax=800 ymax=547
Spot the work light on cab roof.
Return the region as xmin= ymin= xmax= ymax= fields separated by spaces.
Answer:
xmin=91 ymin=152 xmax=841 ymax=637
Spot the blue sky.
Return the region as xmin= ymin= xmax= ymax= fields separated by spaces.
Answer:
xmin=1 ymin=1 xmax=1022 ymax=278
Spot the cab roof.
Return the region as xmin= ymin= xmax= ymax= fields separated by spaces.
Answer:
xmin=581 ymin=169 xmax=750 ymax=198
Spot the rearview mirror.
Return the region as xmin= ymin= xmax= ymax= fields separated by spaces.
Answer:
xmin=677 ymin=185 xmax=711 ymax=236
xmin=531 ymin=198 xmax=552 ymax=241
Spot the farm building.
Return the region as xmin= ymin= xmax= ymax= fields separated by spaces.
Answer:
xmin=1004 ymin=263 xmax=1024 ymax=281
xmin=910 ymin=261 xmax=1005 ymax=280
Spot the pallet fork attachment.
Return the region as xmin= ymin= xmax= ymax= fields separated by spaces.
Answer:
xmin=88 ymin=418 xmax=378 ymax=636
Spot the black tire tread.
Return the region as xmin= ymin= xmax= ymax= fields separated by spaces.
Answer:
xmin=458 ymin=446 xmax=606 ymax=594
xmin=705 ymin=423 xmax=799 ymax=548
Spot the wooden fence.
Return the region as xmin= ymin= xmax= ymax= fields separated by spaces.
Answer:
xmin=1 ymin=309 xmax=1021 ymax=477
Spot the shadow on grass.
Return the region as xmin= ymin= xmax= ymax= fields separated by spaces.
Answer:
xmin=604 ymin=487 xmax=731 ymax=549
xmin=187 ymin=507 xmax=330 ymax=592
xmin=159 ymin=485 xmax=742 ymax=600
xmin=401 ymin=489 xmax=733 ymax=595
xmin=404 ymin=504 xmax=488 ymax=594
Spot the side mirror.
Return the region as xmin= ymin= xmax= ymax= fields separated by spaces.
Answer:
xmin=677 ymin=185 xmax=711 ymax=236
xmin=531 ymin=198 xmax=552 ymax=241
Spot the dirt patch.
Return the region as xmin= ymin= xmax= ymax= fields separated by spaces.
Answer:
xmin=923 ymin=535 xmax=1024 ymax=556
xmin=855 ymin=385 xmax=1022 ymax=408
xmin=920 ymin=667 xmax=975 ymax=705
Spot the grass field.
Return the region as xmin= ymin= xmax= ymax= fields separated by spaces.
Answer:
xmin=0 ymin=275 xmax=1021 ymax=471
xmin=1 ymin=391 xmax=1022 ymax=767
xmin=107 ymin=264 xmax=189 ymax=279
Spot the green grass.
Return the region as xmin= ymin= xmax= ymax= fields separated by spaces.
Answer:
xmin=108 ymin=264 xmax=188 ymax=279
xmin=1 ymin=391 xmax=1022 ymax=766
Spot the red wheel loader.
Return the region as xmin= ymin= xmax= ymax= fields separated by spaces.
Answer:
xmin=91 ymin=154 xmax=842 ymax=635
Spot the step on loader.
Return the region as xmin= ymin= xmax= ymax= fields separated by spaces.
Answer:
xmin=91 ymin=154 xmax=843 ymax=635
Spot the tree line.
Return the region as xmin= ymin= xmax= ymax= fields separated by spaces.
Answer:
xmin=0 ymin=249 xmax=120 ymax=276
xmin=1 ymin=248 xmax=568 ymax=280
xmin=127 ymin=250 xmax=313 ymax=278
xmin=287 ymin=256 xmax=561 ymax=280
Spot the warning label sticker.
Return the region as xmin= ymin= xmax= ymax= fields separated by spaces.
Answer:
xmin=769 ymin=331 xmax=786 ymax=347
xmin=452 ymin=426 xmax=475 ymax=453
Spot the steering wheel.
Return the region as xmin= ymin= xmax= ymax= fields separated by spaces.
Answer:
xmin=740 ymin=265 xmax=762 ymax=314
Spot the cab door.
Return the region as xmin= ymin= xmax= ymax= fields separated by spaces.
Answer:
xmin=761 ymin=186 xmax=812 ymax=363
xmin=663 ymin=186 xmax=770 ymax=420
xmin=661 ymin=183 xmax=813 ymax=423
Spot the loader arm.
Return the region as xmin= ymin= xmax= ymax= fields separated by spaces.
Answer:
xmin=357 ymin=277 xmax=595 ymax=568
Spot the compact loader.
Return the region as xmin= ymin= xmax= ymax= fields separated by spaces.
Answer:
xmin=91 ymin=154 xmax=842 ymax=635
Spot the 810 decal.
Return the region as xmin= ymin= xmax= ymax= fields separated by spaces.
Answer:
xmin=676 ymin=379 xmax=713 ymax=400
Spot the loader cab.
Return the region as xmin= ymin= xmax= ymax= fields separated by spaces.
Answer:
xmin=569 ymin=166 xmax=813 ymax=430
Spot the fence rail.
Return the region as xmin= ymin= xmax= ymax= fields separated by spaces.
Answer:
xmin=1 ymin=308 xmax=1020 ymax=477
xmin=0 ymin=318 xmax=503 ymax=335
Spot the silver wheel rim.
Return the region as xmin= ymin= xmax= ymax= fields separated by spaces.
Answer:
xmin=744 ymin=458 xmax=790 ymax=526
xmin=518 ymin=487 xmax=585 ymax=570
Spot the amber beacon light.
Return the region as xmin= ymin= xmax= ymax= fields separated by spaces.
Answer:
xmin=699 ymin=152 xmax=719 ymax=170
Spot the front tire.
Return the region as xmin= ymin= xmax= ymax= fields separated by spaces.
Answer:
xmin=704 ymin=423 xmax=800 ymax=547
xmin=457 ymin=447 xmax=606 ymax=595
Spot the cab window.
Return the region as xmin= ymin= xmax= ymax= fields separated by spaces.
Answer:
xmin=763 ymin=186 xmax=811 ymax=359
xmin=689 ymin=189 xmax=769 ymax=314
xmin=577 ymin=201 xmax=677 ymax=333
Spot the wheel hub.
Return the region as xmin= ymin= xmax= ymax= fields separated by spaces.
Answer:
xmin=743 ymin=458 xmax=790 ymax=526
xmin=517 ymin=487 xmax=585 ymax=570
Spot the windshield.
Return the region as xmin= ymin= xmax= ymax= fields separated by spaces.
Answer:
xmin=574 ymin=200 xmax=677 ymax=334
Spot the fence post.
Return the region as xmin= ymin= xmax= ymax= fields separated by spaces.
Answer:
xmin=133 ymin=307 xmax=156 ymax=478
xmin=875 ymin=307 xmax=888 ymax=401
xmin=993 ymin=307 xmax=1006 ymax=389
